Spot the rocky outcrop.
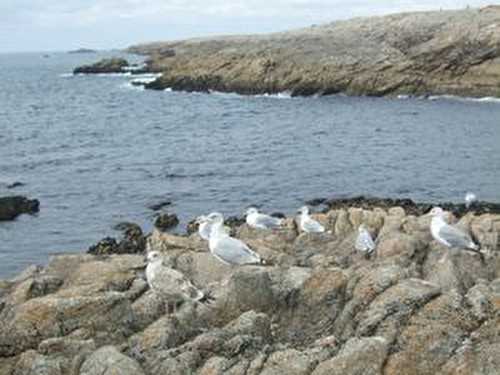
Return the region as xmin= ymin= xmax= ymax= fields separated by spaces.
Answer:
xmin=88 ymin=223 xmax=146 ymax=255
xmin=129 ymin=6 xmax=500 ymax=98
xmin=1 ymin=204 xmax=500 ymax=374
xmin=0 ymin=196 xmax=39 ymax=221
xmin=154 ymin=213 xmax=179 ymax=231
xmin=73 ymin=58 xmax=129 ymax=74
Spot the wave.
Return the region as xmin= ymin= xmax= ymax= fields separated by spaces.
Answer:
xmin=120 ymin=82 xmax=145 ymax=91
xmin=130 ymin=73 xmax=162 ymax=85
xmin=254 ymin=92 xmax=293 ymax=99
xmin=396 ymin=94 xmax=500 ymax=104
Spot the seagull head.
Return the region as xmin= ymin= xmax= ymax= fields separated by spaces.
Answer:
xmin=146 ymin=251 xmax=162 ymax=263
xmin=206 ymin=212 xmax=224 ymax=224
xmin=297 ymin=206 xmax=309 ymax=215
xmin=358 ymin=224 xmax=367 ymax=232
xmin=195 ymin=215 xmax=208 ymax=225
xmin=245 ymin=207 xmax=258 ymax=216
xmin=429 ymin=207 xmax=445 ymax=217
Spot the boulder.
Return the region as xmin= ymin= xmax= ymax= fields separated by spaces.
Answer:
xmin=80 ymin=346 xmax=145 ymax=375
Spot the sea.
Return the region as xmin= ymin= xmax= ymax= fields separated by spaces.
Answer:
xmin=1 ymin=51 xmax=499 ymax=278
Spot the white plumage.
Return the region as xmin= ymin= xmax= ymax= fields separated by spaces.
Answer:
xmin=146 ymin=251 xmax=204 ymax=312
xmin=429 ymin=207 xmax=479 ymax=251
xmin=245 ymin=207 xmax=283 ymax=230
xmin=465 ymin=192 xmax=477 ymax=209
xmin=355 ymin=224 xmax=376 ymax=254
xmin=297 ymin=206 xmax=325 ymax=233
xmin=206 ymin=212 xmax=262 ymax=265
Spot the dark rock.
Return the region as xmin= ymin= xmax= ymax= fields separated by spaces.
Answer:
xmin=6 ymin=182 xmax=25 ymax=189
xmin=68 ymin=48 xmax=97 ymax=54
xmin=270 ymin=212 xmax=286 ymax=219
xmin=89 ymin=223 xmax=146 ymax=255
xmin=0 ymin=196 xmax=39 ymax=221
xmin=88 ymin=237 xmax=119 ymax=255
xmin=324 ymin=195 xmax=500 ymax=218
xmin=154 ymin=213 xmax=179 ymax=231
xmin=148 ymin=200 xmax=172 ymax=211
xmin=305 ymin=198 xmax=327 ymax=206
xmin=73 ymin=58 xmax=129 ymax=74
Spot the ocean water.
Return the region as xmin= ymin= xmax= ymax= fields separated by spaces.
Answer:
xmin=1 ymin=51 xmax=500 ymax=279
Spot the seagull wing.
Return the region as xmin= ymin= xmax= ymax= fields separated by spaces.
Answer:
xmin=150 ymin=265 xmax=204 ymax=301
xmin=212 ymin=236 xmax=261 ymax=265
xmin=255 ymin=213 xmax=283 ymax=229
xmin=438 ymin=224 xmax=478 ymax=250
xmin=302 ymin=217 xmax=325 ymax=233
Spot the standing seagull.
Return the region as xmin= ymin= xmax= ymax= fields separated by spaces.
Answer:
xmin=297 ymin=206 xmax=325 ymax=233
xmin=146 ymin=251 xmax=205 ymax=314
xmin=465 ymin=192 xmax=477 ymax=209
xmin=206 ymin=212 xmax=262 ymax=265
xmin=246 ymin=207 xmax=283 ymax=230
xmin=355 ymin=224 xmax=376 ymax=254
xmin=429 ymin=207 xmax=480 ymax=252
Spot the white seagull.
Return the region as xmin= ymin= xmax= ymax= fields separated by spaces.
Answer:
xmin=195 ymin=215 xmax=230 ymax=241
xmin=146 ymin=251 xmax=205 ymax=313
xmin=465 ymin=192 xmax=477 ymax=209
xmin=245 ymin=207 xmax=283 ymax=230
xmin=355 ymin=224 xmax=376 ymax=254
xmin=297 ymin=206 xmax=325 ymax=233
xmin=429 ymin=207 xmax=480 ymax=252
xmin=206 ymin=212 xmax=262 ymax=265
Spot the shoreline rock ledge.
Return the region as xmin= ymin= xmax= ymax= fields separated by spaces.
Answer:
xmin=1 ymin=203 xmax=500 ymax=374
xmin=128 ymin=6 xmax=500 ymax=98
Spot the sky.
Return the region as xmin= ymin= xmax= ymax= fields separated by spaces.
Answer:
xmin=1 ymin=0 xmax=499 ymax=52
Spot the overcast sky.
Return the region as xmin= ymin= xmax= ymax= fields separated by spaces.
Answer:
xmin=1 ymin=0 xmax=498 ymax=52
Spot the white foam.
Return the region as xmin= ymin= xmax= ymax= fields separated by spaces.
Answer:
xmin=130 ymin=73 xmax=162 ymax=85
xmin=164 ymin=87 xmax=173 ymax=92
xmin=59 ymin=73 xmax=74 ymax=78
xmin=254 ymin=92 xmax=293 ymax=99
xmin=121 ymin=82 xmax=145 ymax=91
xmin=426 ymin=94 xmax=500 ymax=104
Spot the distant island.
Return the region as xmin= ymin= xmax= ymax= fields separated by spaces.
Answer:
xmin=68 ymin=48 xmax=97 ymax=54
xmin=122 ymin=6 xmax=500 ymax=98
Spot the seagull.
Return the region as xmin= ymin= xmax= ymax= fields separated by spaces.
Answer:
xmin=297 ymin=206 xmax=325 ymax=233
xmin=355 ymin=224 xmax=376 ymax=254
xmin=206 ymin=212 xmax=262 ymax=265
xmin=195 ymin=215 xmax=230 ymax=241
xmin=245 ymin=207 xmax=283 ymax=230
xmin=146 ymin=251 xmax=205 ymax=314
xmin=429 ymin=207 xmax=480 ymax=252
xmin=465 ymin=192 xmax=477 ymax=209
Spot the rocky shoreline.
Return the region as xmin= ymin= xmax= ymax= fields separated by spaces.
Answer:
xmin=1 ymin=197 xmax=500 ymax=374
xmin=121 ymin=6 xmax=500 ymax=98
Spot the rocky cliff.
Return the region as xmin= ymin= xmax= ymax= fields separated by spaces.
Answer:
xmin=1 ymin=203 xmax=500 ymax=374
xmin=128 ymin=6 xmax=500 ymax=97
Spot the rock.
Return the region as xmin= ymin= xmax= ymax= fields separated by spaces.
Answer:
xmin=2 ymin=205 xmax=500 ymax=374
xmin=0 ymin=196 xmax=39 ymax=221
xmin=132 ymin=7 xmax=500 ymax=98
xmin=154 ymin=213 xmax=179 ymax=231
xmin=80 ymin=346 xmax=145 ymax=375
xmin=88 ymin=224 xmax=146 ymax=255
xmin=312 ymin=336 xmax=388 ymax=375
xmin=87 ymin=237 xmax=119 ymax=255
xmin=68 ymin=48 xmax=96 ymax=54
xmin=73 ymin=58 xmax=129 ymax=74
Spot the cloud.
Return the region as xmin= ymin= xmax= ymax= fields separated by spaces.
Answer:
xmin=0 ymin=0 xmax=498 ymax=51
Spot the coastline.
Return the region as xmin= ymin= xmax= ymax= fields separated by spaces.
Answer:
xmin=124 ymin=6 xmax=500 ymax=99
xmin=1 ymin=198 xmax=500 ymax=373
